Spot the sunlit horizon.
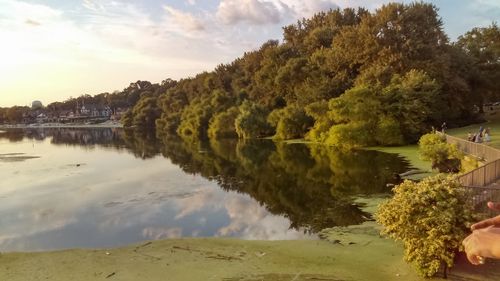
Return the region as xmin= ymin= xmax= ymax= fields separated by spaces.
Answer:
xmin=1 ymin=0 xmax=499 ymax=107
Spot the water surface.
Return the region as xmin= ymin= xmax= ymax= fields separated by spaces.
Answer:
xmin=0 ymin=128 xmax=410 ymax=252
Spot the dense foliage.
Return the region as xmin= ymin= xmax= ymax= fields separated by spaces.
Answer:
xmin=149 ymin=2 xmax=496 ymax=146
xmin=376 ymin=175 xmax=475 ymax=277
xmin=419 ymin=133 xmax=463 ymax=172
xmin=4 ymin=3 xmax=499 ymax=148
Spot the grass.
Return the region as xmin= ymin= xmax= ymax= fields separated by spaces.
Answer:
xmin=447 ymin=118 xmax=500 ymax=149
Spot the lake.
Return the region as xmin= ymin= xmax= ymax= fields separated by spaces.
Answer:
xmin=0 ymin=128 xmax=411 ymax=252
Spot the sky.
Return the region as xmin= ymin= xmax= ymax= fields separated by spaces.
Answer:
xmin=0 ymin=0 xmax=499 ymax=107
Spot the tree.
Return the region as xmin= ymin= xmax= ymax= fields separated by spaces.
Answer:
xmin=130 ymin=96 xmax=161 ymax=128
xmin=177 ymin=97 xmax=214 ymax=141
xmin=456 ymin=23 xmax=500 ymax=107
xmin=377 ymin=175 xmax=475 ymax=277
xmin=381 ymin=70 xmax=442 ymax=143
xmin=6 ymin=106 xmax=29 ymax=123
xmin=268 ymin=104 xmax=313 ymax=140
xmin=208 ymin=107 xmax=239 ymax=139
xmin=323 ymin=86 xmax=383 ymax=148
xmin=235 ymin=101 xmax=273 ymax=139
xmin=305 ymin=100 xmax=333 ymax=142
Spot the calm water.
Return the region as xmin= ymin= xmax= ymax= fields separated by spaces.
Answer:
xmin=0 ymin=128 xmax=411 ymax=252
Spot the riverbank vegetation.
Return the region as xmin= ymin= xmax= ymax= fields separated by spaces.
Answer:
xmin=2 ymin=2 xmax=498 ymax=149
xmin=145 ymin=2 xmax=497 ymax=148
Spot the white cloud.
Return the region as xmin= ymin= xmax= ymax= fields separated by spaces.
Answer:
xmin=216 ymin=0 xmax=286 ymax=25
xmin=280 ymin=0 xmax=339 ymax=17
xmin=82 ymin=0 xmax=105 ymax=12
xmin=163 ymin=5 xmax=205 ymax=32
xmin=217 ymin=195 xmax=313 ymax=240
xmin=215 ymin=0 xmax=341 ymax=26
xmin=174 ymin=188 xmax=217 ymax=219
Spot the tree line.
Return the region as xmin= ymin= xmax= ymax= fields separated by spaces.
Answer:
xmin=3 ymin=2 xmax=499 ymax=148
xmin=150 ymin=2 xmax=499 ymax=148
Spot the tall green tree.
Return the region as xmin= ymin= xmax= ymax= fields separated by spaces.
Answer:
xmin=456 ymin=23 xmax=500 ymax=108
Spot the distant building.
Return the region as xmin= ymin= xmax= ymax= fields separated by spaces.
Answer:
xmin=32 ymin=100 xmax=43 ymax=110
xmin=78 ymin=104 xmax=113 ymax=118
xmin=36 ymin=113 xmax=47 ymax=123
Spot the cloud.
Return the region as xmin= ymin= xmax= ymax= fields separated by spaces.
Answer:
xmin=217 ymin=195 xmax=313 ymax=240
xmin=280 ymin=0 xmax=339 ymax=17
xmin=163 ymin=5 xmax=205 ymax=32
xmin=174 ymin=188 xmax=217 ymax=220
xmin=216 ymin=0 xmax=285 ymax=25
xmin=186 ymin=0 xmax=196 ymax=5
xmin=82 ymin=0 xmax=105 ymax=12
xmin=216 ymin=0 xmax=341 ymax=26
xmin=25 ymin=19 xmax=41 ymax=26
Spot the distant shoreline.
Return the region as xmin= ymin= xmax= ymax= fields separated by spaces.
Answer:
xmin=0 ymin=121 xmax=123 ymax=129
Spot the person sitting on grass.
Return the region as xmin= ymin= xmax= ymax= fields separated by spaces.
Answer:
xmin=463 ymin=202 xmax=500 ymax=265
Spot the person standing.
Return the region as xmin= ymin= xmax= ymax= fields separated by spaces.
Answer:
xmin=441 ymin=122 xmax=447 ymax=133
xmin=485 ymin=127 xmax=491 ymax=142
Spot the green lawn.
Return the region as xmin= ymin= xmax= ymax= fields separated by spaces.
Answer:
xmin=447 ymin=120 xmax=500 ymax=149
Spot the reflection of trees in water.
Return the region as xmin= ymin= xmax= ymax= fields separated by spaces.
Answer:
xmin=0 ymin=128 xmax=162 ymax=159
xmin=0 ymin=129 xmax=26 ymax=142
xmin=2 ymin=128 xmax=410 ymax=233
xmin=122 ymin=129 xmax=162 ymax=159
xmin=0 ymin=128 xmax=126 ymax=149
xmin=159 ymin=136 xmax=410 ymax=233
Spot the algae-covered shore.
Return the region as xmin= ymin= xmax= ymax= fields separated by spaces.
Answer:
xmin=0 ymin=237 xmax=421 ymax=281
xmin=2 ymin=221 xmax=497 ymax=280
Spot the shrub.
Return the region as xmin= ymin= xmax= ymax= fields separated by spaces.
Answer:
xmin=419 ymin=133 xmax=462 ymax=172
xmin=376 ymin=175 xmax=475 ymax=277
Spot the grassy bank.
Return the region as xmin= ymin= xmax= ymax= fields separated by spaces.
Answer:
xmin=447 ymin=119 xmax=500 ymax=149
